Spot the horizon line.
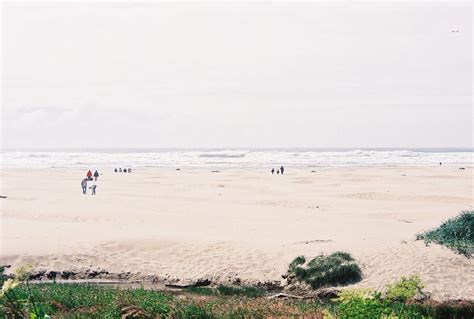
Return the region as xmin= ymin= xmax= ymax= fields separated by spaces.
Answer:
xmin=2 ymin=147 xmax=473 ymax=151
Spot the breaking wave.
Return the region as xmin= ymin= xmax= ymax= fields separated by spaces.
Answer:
xmin=199 ymin=153 xmax=246 ymax=158
xmin=1 ymin=149 xmax=472 ymax=168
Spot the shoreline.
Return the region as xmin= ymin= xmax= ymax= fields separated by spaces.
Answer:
xmin=1 ymin=164 xmax=473 ymax=170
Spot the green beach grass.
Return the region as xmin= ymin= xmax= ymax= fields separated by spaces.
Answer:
xmin=288 ymin=252 xmax=362 ymax=289
xmin=417 ymin=210 xmax=474 ymax=258
xmin=1 ymin=281 xmax=325 ymax=318
xmin=1 ymin=281 xmax=473 ymax=318
xmin=1 ymin=266 xmax=473 ymax=318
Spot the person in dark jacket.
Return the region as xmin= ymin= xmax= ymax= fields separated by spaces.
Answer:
xmin=280 ymin=166 xmax=285 ymax=175
xmin=81 ymin=178 xmax=88 ymax=194
xmin=93 ymin=170 xmax=99 ymax=181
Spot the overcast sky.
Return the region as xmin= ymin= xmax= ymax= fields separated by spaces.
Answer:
xmin=1 ymin=1 xmax=472 ymax=149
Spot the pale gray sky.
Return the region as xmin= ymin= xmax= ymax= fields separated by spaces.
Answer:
xmin=1 ymin=1 xmax=472 ymax=148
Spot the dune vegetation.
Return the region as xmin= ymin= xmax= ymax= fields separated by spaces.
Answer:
xmin=287 ymin=252 xmax=362 ymax=289
xmin=2 ymin=265 xmax=473 ymax=318
xmin=417 ymin=211 xmax=474 ymax=258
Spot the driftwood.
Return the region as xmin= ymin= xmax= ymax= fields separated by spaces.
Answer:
xmin=268 ymin=293 xmax=312 ymax=300
xmin=165 ymin=283 xmax=192 ymax=289
xmin=0 ymin=196 xmax=7 ymax=199
xmin=165 ymin=278 xmax=211 ymax=289
xmin=121 ymin=305 xmax=151 ymax=319
xmin=268 ymin=287 xmax=341 ymax=300
xmin=315 ymin=287 xmax=341 ymax=299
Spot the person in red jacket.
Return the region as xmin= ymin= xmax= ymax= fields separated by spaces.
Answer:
xmin=86 ymin=170 xmax=92 ymax=181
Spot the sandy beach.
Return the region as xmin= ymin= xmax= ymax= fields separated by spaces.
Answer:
xmin=1 ymin=166 xmax=473 ymax=300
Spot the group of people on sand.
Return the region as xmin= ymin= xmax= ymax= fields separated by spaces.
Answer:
xmin=81 ymin=168 xmax=134 ymax=194
xmin=271 ymin=166 xmax=285 ymax=175
xmin=86 ymin=169 xmax=100 ymax=181
xmin=81 ymin=170 xmax=99 ymax=195
xmin=114 ymin=168 xmax=132 ymax=173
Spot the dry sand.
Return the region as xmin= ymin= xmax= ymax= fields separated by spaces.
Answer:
xmin=1 ymin=166 xmax=473 ymax=300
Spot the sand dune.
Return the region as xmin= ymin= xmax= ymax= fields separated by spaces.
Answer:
xmin=1 ymin=167 xmax=473 ymax=300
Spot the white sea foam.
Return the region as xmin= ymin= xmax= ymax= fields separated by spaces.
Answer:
xmin=0 ymin=149 xmax=472 ymax=168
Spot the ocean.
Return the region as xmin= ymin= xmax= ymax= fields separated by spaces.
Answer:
xmin=1 ymin=148 xmax=472 ymax=168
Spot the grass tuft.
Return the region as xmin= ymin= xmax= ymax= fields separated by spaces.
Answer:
xmin=288 ymin=251 xmax=362 ymax=289
xmin=417 ymin=210 xmax=474 ymax=258
xmin=289 ymin=255 xmax=306 ymax=271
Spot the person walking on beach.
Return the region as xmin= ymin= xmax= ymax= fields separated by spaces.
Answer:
xmin=93 ymin=170 xmax=99 ymax=181
xmin=91 ymin=183 xmax=97 ymax=195
xmin=86 ymin=170 xmax=93 ymax=180
xmin=81 ymin=178 xmax=88 ymax=194
xmin=280 ymin=166 xmax=285 ymax=175
xmin=271 ymin=168 xmax=275 ymax=174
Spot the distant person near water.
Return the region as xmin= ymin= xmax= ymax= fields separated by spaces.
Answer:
xmin=115 ymin=167 xmax=131 ymax=173
xmin=81 ymin=178 xmax=88 ymax=194
xmin=280 ymin=166 xmax=285 ymax=175
xmin=94 ymin=170 xmax=99 ymax=181
xmin=86 ymin=170 xmax=93 ymax=180
xmin=271 ymin=168 xmax=275 ymax=174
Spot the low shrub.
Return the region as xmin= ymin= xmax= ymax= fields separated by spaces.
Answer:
xmin=334 ymin=280 xmax=428 ymax=319
xmin=385 ymin=275 xmax=424 ymax=302
xmin=336 ymin=289 xmax=387 ymax=319
xmin=332 ymin=276 xmax=474 ymax=319
xmin=417 ymin=211 xmax=474 ymax=258
xmin=288 ymin=251 xmax=362 ymax=289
